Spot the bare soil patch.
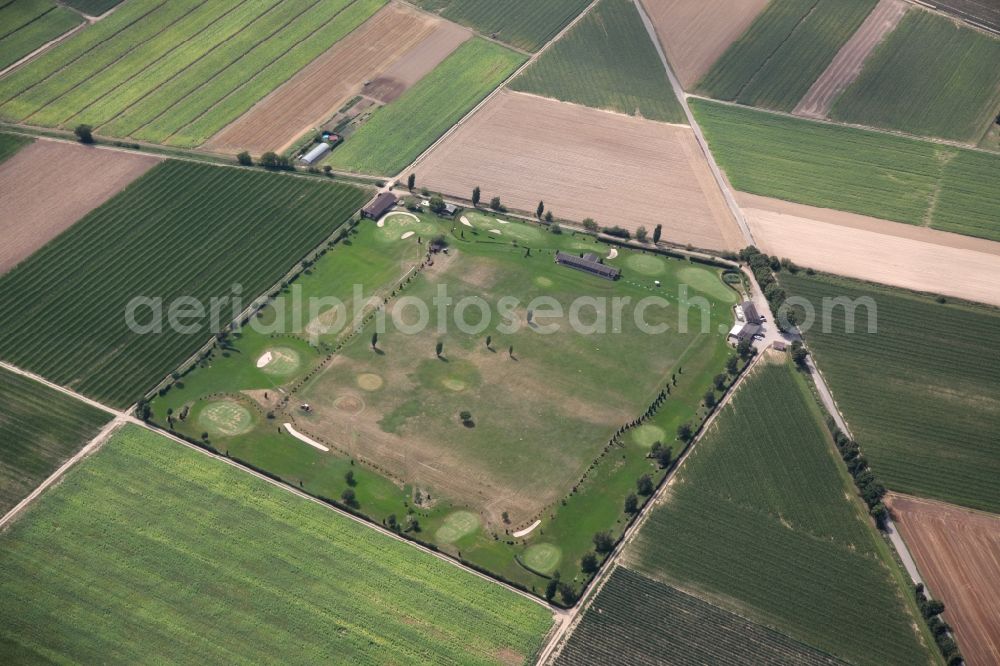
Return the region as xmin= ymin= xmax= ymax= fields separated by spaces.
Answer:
xmin=0 ymin=140 xmax=160 ymax=274
xmin=795 ymin=0 xmax=909 ymax=118
xmin=887 ymin=493 xmax=1000 ymax=666
xmin=205 ymin=2 xmax=471 ymax=155
xmin=418 ymin=91 xmax=741 ymax=251
xmin=741 ymin=192 xmax=1000 ymax=307
xmin=639 ymin=0 xmax=770 ymax=89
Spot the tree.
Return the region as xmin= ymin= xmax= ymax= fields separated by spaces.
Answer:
xmin=485 ymin=335 xmax=492 ymax=348
xmin=736 ymin=338 xmax=755 ymax=359
xmin=545 ymin=573 xmax=560 ymax=601
xmin=260 ymin=152 xmax=292 ymax=170
xmin=435 ymin=341 xmax=444 ymax=357
xmin=580 ymin=552 xmax=599 ymax=574
xmin=870 ymin=502 xmax=888 ymax=530
xmin=489 ymin=196 xmax=504 ymax=211
xmin=677 ymin=422 xmax=693 ymax=442
xmin=407 ymin=173 xmax=416 ymax=190
xmin=593 ymin=531 xmax=614 ymax=554
xmin=791 ymin=340 xmax=808 ymax=368
xmin=472 ymin=185 xmax=481 ymax=206
xmin=536 ymin=200 xmax=545 ymax=218
xmin=624 ymin=493 xmax=639 ymax=514
xmin=653 ymin=224 xmax=662 ymax=244
xmin=323 ymin=165 xmax=333 ymax=176
xmin=636 ymin=226 xmax=648 ymax=242
xmin=429 ymin=195 xmax=446 ymax=214
xmin=236 ymin=151 xmax=253 ymax=166
xmin=386 ymin=514 xmax=398 ymax=530
xmin=508 ymin=344 xmax=514 ymax=357
xmin=713 ymin=373 xmax=727 ymax=391
xmin=371 ymin=332 xmax=378 ymax=349
xmin=136 ymin=400 xmax=151 ymax=421
xmin=405 ymin=514 xmax=421 ymax=532
xmin=922 ymin=599 xmax=946 ymax=618
xmin=650 ymin=442 xmax=671 ymax=468
xmin=559 ymin=583 xmax=578 ymax=605
xmin=703 ymin=390 xmax=717 ymax=408
xmin=725 ymin=355 xmax=739 ymax=375
xmin=582 ymin=218 xmax=598 ymax=231
xmin=345 ymin=470 xmax=356 ymax=486
xmin=551 ymin=222 xmax=562 ymax=234
xmin=637 ymin=474 xmax=653 ymax=496
xmin=341 ymin=487 xmax=357 ymax=506
xmin=544 ymin=210 xmax=554 ymax=223
xmin=74 ymin=124 xmax=94 ymax=144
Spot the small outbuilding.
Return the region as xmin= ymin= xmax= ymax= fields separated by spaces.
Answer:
xmin=299 ymin=142 xmax=331 ymax=165
xmin=740 ymin=300 xmax=761 ymax=324
xmin=362 ymin=192 xmax=397 ymax=219
xmin=727 ymin=322 xmax=761 ymax=342
xmin=555 ymin=251 xmax=620 ymax=280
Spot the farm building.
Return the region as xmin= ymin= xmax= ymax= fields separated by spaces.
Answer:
xmin=728 ymin=321 xmax=761 ymax=342
xmin=555 ymin=251 xmax=620 ymax=280
xmin=299 ymin=142 xmax=331 ymax=165
xmin=362 ymin=192 xmax=397 ymax=219
xmin=741 ymin=300 xmax=761 ymax=323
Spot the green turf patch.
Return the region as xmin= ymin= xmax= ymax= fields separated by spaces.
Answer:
xmin=678 ymin=266 xmax=737 ymax=303
xmin=0 ymin=132 xmax=31 ymax=164
xmin=624 ymin=253 xmax=667 ymax=276
xmin=435 ymin=510 xmax=481 ymax=543
xmin=197 ymin=400 xmax=254 ymax=437
xmin=630 ymin=424 xmax=665 ymax=449
xmin=522 ymin=543 xmax=562 ymax=574
xmin=256 ymin=347 xmax=301 ymax=376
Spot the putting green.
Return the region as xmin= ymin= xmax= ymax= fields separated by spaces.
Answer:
xmin=534 ymin=276 xmax=553 ymax=288
xmin=502 ymin=223 xmax=543 ymax=243
xmin=258 ymin=347 xmax=300 ymax=376
xmin=198 ymin=400 xmax=254 ymax=437
xmin=678 ymin=266 xmax=737 ymax=303
xmin=435 ymin=511 xmax=480 ymax=543
xmin=376 ymin=216 xmax=437 ymax=242
xmin=441 ymin=378 xmax=466 ymax=392
xmin=356 ymin=373 xmax=384 ymax=391
xmin=522 ymin=543 xmax=561 ymax=574
xmin=625 ymin=253 xmax=667 ymax=276
xmin=631 ymin=424 xmax=666 ymax=448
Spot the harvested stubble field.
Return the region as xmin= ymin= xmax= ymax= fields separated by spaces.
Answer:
xmin=0 ymin=367 xmax=109 ymax=516
xmin=417 ymin=91 xmax=742 ymax=250
xmin=0 ymin=0 xmax=83 ymax=72
xmin=693 ymin=99 xmax=1000 ymax=241
xmin=781 ymin=272 xmax=1000 ymax=514
xmin=552 ymin=567 xmax=842 ymax=665
xmin=831 ymin=9 xmax=1000 ymax=142
xmin=413 ymin=0 xmax=592 ymax=52
xmin=511 ymin=0 xmax=684 ymax=123
xmin=0 ymin=160 xmax=370 ymax=407
xmin=0 ymin=0 xmax=384 ymax=147
xmin=206 ymin=2 xmax=471 ymax=155
xmin=638 ymin=0 xmax=769 ymax=90
xmin=626 ymin=359 xmax=933 ymax=665
xmin=697 ymin=0 xmax=878 ymax=111
xmin=887 ymin=493 xmax=1000 ymax=666
xmin=0 ymin=140 xmax=160 ymax=274
xmin=0 ymin=426 xmax=554 ymax=664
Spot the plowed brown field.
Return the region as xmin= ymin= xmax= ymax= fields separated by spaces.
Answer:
xmin=205 ymin=2 xmax=470 ymax=155
xmin=417 ymin=91 xmax=741 ymax=251
xmin=888 ymin=493 xmax=1000 ymax=666
xmin=0 ymin=140 xmax=160 ymax=274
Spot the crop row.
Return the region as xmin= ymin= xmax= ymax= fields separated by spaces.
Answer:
xmin=0 ymin=0 xmax=82 ymax=72
xmin=415 ymin=0 xmax=591 ymax=52
xmin=0 ymin=161 xmax=370 ymax=407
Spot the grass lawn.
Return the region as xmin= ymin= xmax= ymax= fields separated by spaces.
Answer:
xmin=0 ymin=132 xmax=32 ymax=163
xmin=510 ymin=0 xmax=685 ymax=123
xmin=325 ymin=38 xmax=524 ymax=175
xmin=626 ymin=358 xmax=935 ymax=665
xmin=0 ymin=160 xmax=370 ymax=407
xmin=692 ymin=98 xmax=1000 ymax=241
xmin=0 ymin=425 xmax=554 ymax=664
xmin=150 ymin=210 xmax=736 ymax=598
xmin=0 ymin=367 xmax=109 ymax=515
xmin=0 ymin=0 xmax=83 ymax=72
xmin=697 ymin=0 xmax=877 ymax=111
xmin=831 ymin=9 xmax=1000 ymax=143
xmin=782 ymin=271 xmax=1000 ymax=514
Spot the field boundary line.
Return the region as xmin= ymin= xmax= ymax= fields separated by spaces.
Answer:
xmin=0 ymin=360 xmax=122 ymax=417
xmin=0 ymin=19 xmax=87 ymax=80
xmin=396 ymin=0 xmax=532 ymax=56
xmin=0 ymin=5 xmax=59 ymax=42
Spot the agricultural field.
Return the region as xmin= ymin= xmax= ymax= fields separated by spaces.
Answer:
xmin=0 ymin=367 xmax=109 ymax=517
xmin=0 ymin=425 xmax=554 ymax=664
xmin=324 ymin=37 xmax=523 ymax=175
xmin=781 ymin=272 xmax=1000 ymax=514
xmin=625 ymin=359 xmax=934 ymax=665
xmin=552 ymin=567 xmax=841 ymax=665
xmin=511 ymin=0 xmax=684 ymax=123
xmin=692 ymin=99 xmax=1000 ymax=241
xmin=417 ymin=91 xmax=743 ymax=250
xmin=413 ymin=0 xmax=592 ymax=52
xmin=0 ymin=0 xmax=385 ymax=147
xmin=831 ymin=9 xmax=1000 ymax=142
xmin=887 ymin=494 xmax=1000 ymax=666
xmin=205 ymin=2 xmax=471 ymax=155
xmin=697 ymin=0 xmax=878 ymax=111
xmin=149 ymin=209 xmax=738 ymax=596
xmin=0 ymin=139 xmax=160 ymax=273
xmin=63 ymin=0 xmax=123 ymax=15
xmin=0 ymin=0 xmax=83 ymax=72
xmin=638 ymin=0 xmax=769 ymax=90
xmin=0 ymin=160 xmax=370 ymax=407
xmin=922 ymin=0 xmax=1000 ymax=32
xmin=0 ymin=131 xmax=31 ymax=163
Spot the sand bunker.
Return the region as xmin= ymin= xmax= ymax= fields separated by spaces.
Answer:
xmin=460 ymin=216 xmax=473 ymax=227
xmin=255 ymin=351 xmax=273 ymax=368
xmin=488 ymin=229 xmax=502 ymax=235
xmin=512 ymin=519 xmax=541 ymax=538
xmin=283 ymin=423 xmax=329 ymax=452
xmin=401 ymin=231 xmax=415 ymax=239
xmin=607 ymin=248 xmax=619 ymax=259
xmin=256 ymin=347 xmax=300 ymax=375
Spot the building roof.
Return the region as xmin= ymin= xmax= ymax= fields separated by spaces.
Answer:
xmin=728 ymin=322 xmax=761 ymax=340
xmin=741 ymin=300 xmax=761 ymax=324
xmin=362 ymin=192 xmax=397 ymax=219
xmin=300 ymin=142 xmax=331 ymax=165
xmin=555 ymin=251 xmax=620 ymax=280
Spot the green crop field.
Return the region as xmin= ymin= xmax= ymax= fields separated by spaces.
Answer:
xmin=0 ymin=160 xmax=370 ymax=408
xmin=626 ymin=360 xmax=933 ymax=665
xmin=0 ymin=367 xmax=109 ymax=516
xmin=325 ymin=38 xmax=523 ymax=176
xmin=0 ymin=0 xmax=83 ymax=72
xmin=414 ymin=0 xmax=591 ymax=52
xmin=555 ymin=567 xmax=843 ymax=665
xmin=831 ymin=10 xmax=1000 ymax=142
xmin=692 ymin=99 xmax=1000 ymax=241
xmin=510 ymin=0 xmax=684 ymax=123
xmin=0 ymin=0 xmax=384 ymax=147
xmin=62 ymin=0 xmax=123 ymax=15
xmin=0 ymin=132 xmax=32 ymax=162
xmin=782 ymin=272 xmax=1000 ymax=514
xmin=0 ymin=425 xmax=553 ymax=664
xmin=697 ymin=0 xmax=877 ymax=111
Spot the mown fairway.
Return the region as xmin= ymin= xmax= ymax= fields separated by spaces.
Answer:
xmin=0 ymin=426 xmax=553 ymax=664
xmin=0 ymin=160 xmax=369 ymax=407
xmin=555 ymin=567 xmax=842 ymax=665
xmin=415 ymin=0 xmax=591 ymax=51
xmin=0 ymin=0 xmax=384 ymax=147
xmin=0 ymin=367 xmax=109 ymax=516
xmin=0 ymin=132 xmax=31 ymax=162
xmin=692 ymin=99 xmax=1000 ymax=241
xmin=697 ymin=0 xmax=877 ymax=111
xmin=831 ymin=9 xmax=1000 ymax=142
xmin=782 ymin=272 xmax=1000 ymax=514
xmin=511 ymin=0 xmax=684 ymax=123
xmin=325 ymin=38 xmax=523 ymax=175
xmin=0 ymin=0 xmax=83 ymax=72
xmin=626 ymin=360 xmax=932 ymax=665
